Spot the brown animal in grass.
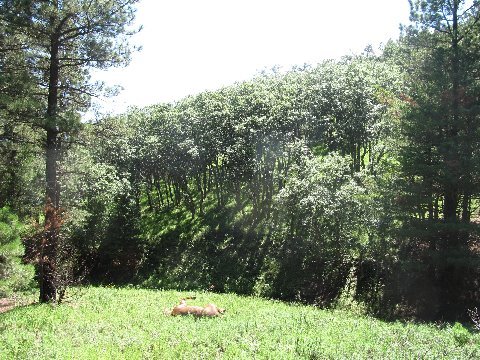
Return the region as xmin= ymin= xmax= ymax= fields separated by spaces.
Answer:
xmin=168 ymin=298 xmax=225 ymax=317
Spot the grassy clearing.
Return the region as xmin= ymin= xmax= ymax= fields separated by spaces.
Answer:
xmin=1 ymin=287 xmax=479 ymax=359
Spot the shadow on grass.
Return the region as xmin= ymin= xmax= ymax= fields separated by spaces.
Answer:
xmin=137 ymin=196 xmax=270 ymax=295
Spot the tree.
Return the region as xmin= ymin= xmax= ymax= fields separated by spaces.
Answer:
xmin=0 ymin=6 xmax=41 ymax=213
xmin=0 ymin=0 xmax=139 ymax=302
xmin=265 ymin=152 xmax=370 ymax=304
xmin=395 ymin=0 xmax=480 ymax=318
xmin=305 ymin=56 xmax=402 ymax=173
xmin=406 ymin=0 xmax=480 ymax=223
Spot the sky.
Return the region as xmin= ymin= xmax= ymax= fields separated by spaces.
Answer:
xmin=89 ymin=0 xmax=411 ymax=117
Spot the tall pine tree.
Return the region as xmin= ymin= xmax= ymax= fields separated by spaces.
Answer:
xmin=0 ymin=0 xmax=139 ymax=302
xmin=400 ymin=0 xmax=480 ymax=318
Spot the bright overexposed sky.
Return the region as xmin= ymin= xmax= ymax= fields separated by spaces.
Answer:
xmin=89 ymin=0 xmax=411 ymax=117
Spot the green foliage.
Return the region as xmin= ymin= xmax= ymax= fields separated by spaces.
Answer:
xmin=390 ymin=0 xmax=480 ymax=320
xmin=0 ymin=207 xmax=20 ymax=247
xmin=1 ymin=287 xmax=479 ymax=359
xmin=1 ymin=0 xmax=142 ymax=302
xmin=399 ymin=0 xmax=480 ymax=223
xmin=0 ymin=207 xmax=35 ymax=297
xmin=262 ymin=153 xmax=371 ymax=304
xmin=72 ymin=54 xmax=405 ymax=301
xmin=1 ymin=0 xmax=140 ymax=124
xmin=2 ymin=0 xmax=478 ymax=321
xmin=138 ymin=193 xmax=266 ymax=294
xmin=58 ymin=125 xmax=146 ymax=285
xmin=67 ymin=47 xmax=475 ymax=320
xmin=451 ymin=322 xmax=471 ymax=346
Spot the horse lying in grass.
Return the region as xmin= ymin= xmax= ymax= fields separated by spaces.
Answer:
xmin=166 ymin=297 xmax=225 ymax=317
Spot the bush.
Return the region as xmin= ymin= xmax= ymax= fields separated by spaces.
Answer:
xmin=451 ymin=322 xmax=470 ymax=346
xmin=0 ymin=207 xmax=35 ymax=297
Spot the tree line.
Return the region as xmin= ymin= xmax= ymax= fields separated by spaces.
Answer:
xmin=1 ymin=0 xmax=479 ymax=321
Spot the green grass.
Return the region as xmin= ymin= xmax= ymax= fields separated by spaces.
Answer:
xmin=1 ymin=287 xmax=479 ymax=359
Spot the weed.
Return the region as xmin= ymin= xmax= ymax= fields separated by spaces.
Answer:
xmin=469 ymin=307 xmax=480 ymax=331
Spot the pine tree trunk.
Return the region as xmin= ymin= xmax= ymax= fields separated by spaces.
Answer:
xmin=40 ymin=130 xmax=59 ymax=303
xmin=39 ymin=27 xmax=61 ymax=303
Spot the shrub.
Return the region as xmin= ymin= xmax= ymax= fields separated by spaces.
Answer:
xmin=451 ymin=322 xmax=470 ymax=346
xmin=0 ymin=207 xmax=35 ymax=296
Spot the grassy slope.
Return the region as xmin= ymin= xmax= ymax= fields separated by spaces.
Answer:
xmin=1 ymin=287 xmax=479 ymax=359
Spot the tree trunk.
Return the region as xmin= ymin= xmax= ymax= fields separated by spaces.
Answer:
xmin=39 ymin=27 xmax=61 ymax=303
xmin=40 ymin=129 xmax=60 ymax=303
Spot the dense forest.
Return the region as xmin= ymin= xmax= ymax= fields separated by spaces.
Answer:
xmin=1 ymin=0 xmax=479 ymax=321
